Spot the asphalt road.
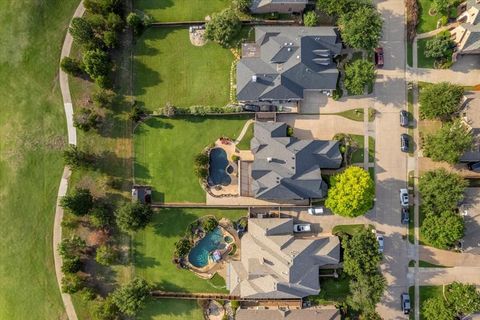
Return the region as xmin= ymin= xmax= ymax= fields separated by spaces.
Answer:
xmin=373 ymin=0 xmax=410 ymax=318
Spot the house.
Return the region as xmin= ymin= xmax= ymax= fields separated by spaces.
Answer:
xmin=236 ymin=26 xmax=342 ymax=104
xmin=250 ymin=121 xmax=342 ymax=200
xmin=453 ymin=0 xmax=480 ymax=55
xmin=236 ymin=308 xmax=341 ymax=320
xmin=249 ymin=0 xmax=308 ymax=14
xmin=226 ymin=218 xmax=340 ymax=299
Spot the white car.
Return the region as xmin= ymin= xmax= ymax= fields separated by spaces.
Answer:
xmin=400 ymin=188 xmax=409 ymax=207
xmin=293 ymin=224 xmax=311 ymax=233
xmin=307 ymin=207 xmax=324 ymax=215
xmin=376 ymin=235 xmax=384 ymax=253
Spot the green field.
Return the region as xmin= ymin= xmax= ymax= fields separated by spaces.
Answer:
xmin=139 ymin=299 xmax=204 ymax=320
xmin=134 ymin=208 xmax=246 ymax=292
xmin=135 ymin=0 xmax=231 ymax=22
xmin=134 ymin=115 xmax=251 ymax=203
xmin=417 ymin=38 xmax=437 ymax=68
xmin=134 ymin=27 xmax=233 ymax=111
xmin=0 ymin=1 xmax=80 ymax=318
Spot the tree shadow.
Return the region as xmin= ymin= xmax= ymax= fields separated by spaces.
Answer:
xmin=133 ymin=243 xmax=161 ymax=269
xmin=133 ymin=60 xmax=162 ymax=97
xmin=151 ymin=208 xmax=199 ymax=238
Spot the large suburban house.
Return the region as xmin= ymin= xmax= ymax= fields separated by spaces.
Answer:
xmin=250 ymin=121 xmax=342 ymax=200
xmin=227 ymin=218 xmax=340 ymax=299
xmin=236 ymin=26 xmax=342 ymax=104
xmin=453 ymin=0 xmax=480 ymax=55
xmin=249 ymin=0 xmax=308 ymax=14
xmin=236 ymin=308 xmax=341 ymax=320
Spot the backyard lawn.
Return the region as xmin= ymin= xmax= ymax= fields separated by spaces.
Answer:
xmin=0 ymin=1 xmax=80 ymax=319
xmin=135 ymin=0 xmax=231 ymax=22
xmin=139 ymin=299 xmax=203 ymax=320
xmin=134 ymin=208 xmax=247 ymax=292
xmin=307 ymin=275 xmax=351 ymax=305
xmin=236 ymin=121 xmax=254 ymax=150
xmin=134 ymin=115 xmax=251 ymax=203
xmin=417 ymin=0 xmax=442 ymax=33
xmin=134 ymin=27 xmax=233 ymax=111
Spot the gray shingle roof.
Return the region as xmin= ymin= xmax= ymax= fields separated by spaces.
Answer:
xmin=236 ymin=308 xmax=341 ymax=320
xmin=251 ymin=122 xmax=342 ymax=200
xmin=237 ymin=26 xmax=342 ymax=102
xmin=250 ymin=0 xmax=309 ymax=13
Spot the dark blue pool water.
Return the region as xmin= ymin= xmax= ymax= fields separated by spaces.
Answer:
xmin=208 ymin=148 xmax=231 ymax=186
xmin=188 ymin=227 xmax=226 ymax=268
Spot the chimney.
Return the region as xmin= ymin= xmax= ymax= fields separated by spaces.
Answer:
xmin=252 ymin=75 xmax=257 ymax=82
xmin=267 ymin=157 xmax=273 ymax=162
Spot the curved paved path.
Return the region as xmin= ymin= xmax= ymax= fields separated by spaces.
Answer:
xmin=54 ymin=1 xmax=84 ymax=320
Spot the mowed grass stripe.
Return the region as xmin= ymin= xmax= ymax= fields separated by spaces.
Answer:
xmin=135 ymin=0 xmax=231 ymax=22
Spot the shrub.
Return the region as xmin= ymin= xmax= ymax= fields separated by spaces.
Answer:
xmin=115 ymin=202 xmax=154 ymax=233
xmin=61 ymin=188 xmax=94 ymax=216
xmin=93 ymin=296 xmax=120 ymax=320
xmin=425 ymin=32 xmax=455 ymax=61
xmin=61 ymin=273 xmax=83 ymax=294
xmin=90 ymin=202 xmax=114 ymax=229
xmin=74 ymin=107 xmax=100 ymax=131
xmin=58 ymin=236 xmax=87 ymax=259
xmin=205 ymin=8 xmax=241 ymax=47
xmin=79 ymin=287 xmax=97 ymax=302
xmin=303 ymin=11 xmax=318 ymax=26
xmin=63 ymin=144 xmax=91 ymax=168
xmin=202 ymin=217 xmax=219 ymax=233
xmin=83 ymin=49 xmax=111 ymax=82
xmin=344 ymin=59 xmax=376 ymax=95
xmin=62 ymin=256 xmax=82 ymax=274
xmin=70 ymin=17 xmax=96 ymax=49
xmin=419 ymin=82 xmax=464 ymax=120
xmin=126 ymin=12 xmax=144 ymax=35
xmin=93 ymin=89 xmax=116 ymax=108
xmin=231 ymin=155 xmax=240 ymax=162
xmin=195 ymin=165 xmax=209 ymax=180
xmin=96 ymin=245 xmax=118 ymax=265
xmin=61 ymin=57 xmax=83 ymax=76
xmin=233 ymin=0 xmax=251 ymax=12
xmin=287 ymin=126 xmax=294 ymax=137
xmin=194 ymin=152 xmax=209 ymax=167
xmin=111 ymin=278 xmax=151 ymax=317
xmin=175 ymin=238 xmax=192 ymax=257
xmin=103 ymin=30 xmax=118 ymax=48
xmin=106 ymin=12 xmax=124 ymax=32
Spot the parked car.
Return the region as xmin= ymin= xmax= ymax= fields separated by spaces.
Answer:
xmin=400 ymin=188 xmax=409 ymax=207
xmin=401 ymin=134 xmax=410 ymax=152
xmin=401 ymin=293 xmax=411 ymax=314
xmin=376 ymin=235 xmax=384 ymax=253
xmin=468 ymin=162 xmax=480 ymax=172
xmin=242 ymin=104 xmax=259 ymax=112
xmin=400 ymin=110 xmax=409 ymax=127
xmin=259 ymin=105 xmax=277 ymax=112
xmin=307 ymin=207 xmax=324 ymax=215
xmin=293 ymin=224 xmax=311 ymax=233
xmin=375 ymin=47 xmax=384 ymax=67
xmin=401 ymin=207 xmax=409 ymax=224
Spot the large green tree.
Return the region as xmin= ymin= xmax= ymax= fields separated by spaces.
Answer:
xmin=421 ymin=211 xmax=464 ymax=249
xmin=69 ymin=17 xmax=96 ymax=48
xmin=205 ymin=8 xmax=241 ymax=47
xmin=303 ymin=11 xmax=319 ymax=27
xmin=111 ymin=278 xmax=151 ymax=317
xmin=326 ymin=166 xmax=375 ymax=217
xmin=83 ymin=49 xmax=111 ymax=82
xmin=425 ymin=33 xmax=455 ymax=60
xmin=419 ymin=82 xmax=464 ymax=120
xmin=60 ymin=188 xmax=94 ymax=216
xmin=423 ymin=119 xmax=473 ymax=164
xmin=419 ymin=169 xmax=467 ymax=215
xmin=344 ymin=59 xmax=376 ymax=95
xmin=115 ymin=202 xmax=154 ymax=233
xmin=343 ymin=227 xmax=381 ymax=277
xmin=347 ymin=273 xmax=386 ymax=313
xmin=423 ymin=296 xmax=456 ymax=320
xmin=338 ymin=6 xmax=383 ymax=50
xmin=316 ymin=0 xmax=373 ymax=16
xmin=446 ymin=282 xmax=480 ymax=316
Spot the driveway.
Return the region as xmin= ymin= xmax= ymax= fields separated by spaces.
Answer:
xmin=461 ymin=188 xmax=480 ymax=254
xmin=418 ymin=244 xmax=480 ymax=267
xmin=413 ymin=267 xmax=480 ymax=286
xmin=277 ymin=114 xmax=364 ymax=140
xmin=301 ymin=90 xmax=375 ymax=114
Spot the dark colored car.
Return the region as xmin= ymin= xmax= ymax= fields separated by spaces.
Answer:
xmin=401 ymin=134 xmax=410 ymax=152
xmin=259 ymin=105 xmax=277 ymax=112
xmin=400 ymin=110 xmax=409 ymax=127
xmin=467 ymin=162 xmax=480 ymax=173
xmin=375 ymin=47 xmax=384 ymax=67
xmin=242 ymin=104 xmax=259 ymax=112
xmin=401 ymin=293 xmax=411 ymax=314
xmin=401 ymin=207 xmax=409 ymax=224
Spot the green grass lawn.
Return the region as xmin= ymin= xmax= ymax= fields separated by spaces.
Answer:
xmin=350 ymin=134 xmax=375 ymax=163
xmin=139 ymin=299 xmax=204 ymax=320
xmin=0 ymin=1 xmax=80 ymax=319
xmin=237 ymin=121 xmax=253 ymax=150
xmin=409 ymin=285 xmax=444 ymax=320
xmin=134 ymin=208 xmax=247 ymax=292
xmin=409 ymin=260 xmax=448 ymax=268
xmin=407 ymin=41 xmax=413 ymax=67
xmin=332 ymin=224 xmax=373 ymax=236
xmin=417 ymin=38 xmax=437 ymax=68
xmin=134 ymin=115 xmax=251 ymax=203
xmin=134 ymin=27 xmax=233 ymax=111
xmin=307 ymin=275 xmax=351 ymax=305
xmin=417 ymin=0 xmax=444 ymax=33
xmin=135 ymin=0 xmax=231 ymax=22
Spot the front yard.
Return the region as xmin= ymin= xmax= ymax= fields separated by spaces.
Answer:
xmin=134 ymin=27 xmax=234 ymax=111
xmin=134 ymin=115 xmax=251 ymax=203
xmin=134 ymin=208 xmax=246 ymax=293
xmin=135 ymin=0 xmax=231 ymax=22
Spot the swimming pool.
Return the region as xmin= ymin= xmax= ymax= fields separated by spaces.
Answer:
xmin=188 ymin=227 xmax=226 ymax=268
xmin=208 ymin=148 xmax=231 ymax=186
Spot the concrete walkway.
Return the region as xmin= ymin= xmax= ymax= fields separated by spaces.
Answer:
xmin=418 ymin=245 xmax=480 ymax=267
xmin=234 ymin=119 xmax=254 ymax=144
xmin=54 ymin=1 xmax=84 ymax=320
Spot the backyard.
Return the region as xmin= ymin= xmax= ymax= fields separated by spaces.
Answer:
xmin=139 ymin=299 xmax=203 ymax=320
xmin=134 ymin=208 xmax=247 ymax=293
xmin=134 ymin=115 xmax=251 ymax=203
xmin=135 ymin=0 xmax=231 ymax=22
xmin=134 ymin=27 xmax=233 ymax=111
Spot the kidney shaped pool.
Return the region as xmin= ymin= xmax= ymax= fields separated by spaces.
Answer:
xmin=188 ymin=227 xmax=226 ymax=268
xmin=208 ymin=148 xmax=231 ymax=186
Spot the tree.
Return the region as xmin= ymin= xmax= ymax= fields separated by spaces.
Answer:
xmin=432 ymin=0 xmax=450 ymax=13
xmin=106 ymin=12 xmax=124 ymax=32
xmin=344 ymin=59 xmax=376 ymax=95
xmin=63 ymin=144 xmax=91 ymax=168
xmin=325 ymin=166 xmax=375 ymax=217
xmin=317 ymin=0 xmax=373 ymax=16
xmin=194 ymin=152 xmax=209 ymax=167
xmin=93 ymin=89 xmax=116 ymax=108
xmin=419 ymin=82 xmax=464 ymax=120
xmin=69 ymin=17 xmax=96 ymax=48
xmin=90 ymin=202 xmax=114 ymax=229
xmin=175 ymin=238 xmax=193 ymax=257
xmin=425 ymin=33 xmax=455 ymax=60
xmin=62 ymin=256 xmax=82 ymax=273
xmin=202 ymin=217 xmax=218 ymax=233
xmin=93 ymin=296 xmax=120 ymax=320
xmin=421 ymin=211 xmax=464 ymax=249
xmin=102 ymin=30 xmax=118 ymax=48
xmin=115 ymin=202 xmax=154 ymax=233
xmin=126 ymin=12 xmax=144 ymax=35
xmin=205 ymin=8 xmax=241 ymax=47
xmin=84 ymin=0 xmax=122 ymax=15
xmin=342 ymin=227 xmax=381 ymax=277
xmin=347 ymin=273 xmax=386 ymax=313
xmin=61 ymin=57 xmax=83 ymax=76
xmin=58 ymin=235 xmax=87 ymax=259
xmin=423 ymin=119 xmax=474 ymax=164
xmin=338 ymin=6 xmax=383 ymax=50
xmin=446 ymin=282 xmax=480 ymax=316
xmin=61 ymin=273 xmax=84 ymax=294
xmin=61 ymin=188 xmax=94 ymax=216
xmin=419 ymin=169 xmax=467 ymax=215
xmin=96 ymin=245 xmax=117 ymax=265
xmin=83 ymin=49 xmax=110 ymax=82
xmin=233 ymin=0 xmax=251 ymax=12
xmin=303 ymin=11 xmax=318 ymax=27
xmin=423 ymin=296 xmax=456 ymax=320
xmin=74 ymin=107 xmax=100 ymax=131
xmin=111 ymin=278 xmax=151 ymax=317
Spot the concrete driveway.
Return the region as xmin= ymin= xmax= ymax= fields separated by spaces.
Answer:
xmin=461 ymin=188 xmax=480 ymax=254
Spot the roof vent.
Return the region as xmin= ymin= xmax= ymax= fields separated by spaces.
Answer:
xmin=289 ymin=42 xmax=293 ymax=46
xmin=252 ymin=75 xmax=257 ymax=82
xmin=296 ymin=55 xmax=300 ymax=59
xmin=267 ymin=157 xmax=273 ymax=162
xmin=287 ymin=47 xmax=292 ymax=52
xmin=284 ymin=42 xmax=288 ymax=46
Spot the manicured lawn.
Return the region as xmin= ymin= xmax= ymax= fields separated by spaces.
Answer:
xmin=407 ymin=41 xmax=413 ymax=67
xmin=134 ymin=115 xmax=251 ymax=203
xmin=134 ymin=27 xmax=233 ymax=111
xmin=139 ymin=299 xmax=204 ymax=320
xmin=416 ymin=37 xmax=453 ymax=69
xmin=332 ymin=224 xmax=373 ymax=236
xmin=417 ymin=0 xmax=443 ymax=33
xmin=135 ymin=0 xmax=231 ymax=22
xmin=134 ymin=208 xmax=247 ymax=292
xmin=350 ymin=135 xmax=375 ymax=163
xmin=409 ymin=260 xmax=448 ymax=268
xmin=237 ymin=121 xmax=254 ymax=150
xmin=307 ymin=275 xmax=351 ymax=305
xmin=0 ymin=1 xmax=80 ymax=319
xmin=409 ymin=285 xmax=444 ymax=320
